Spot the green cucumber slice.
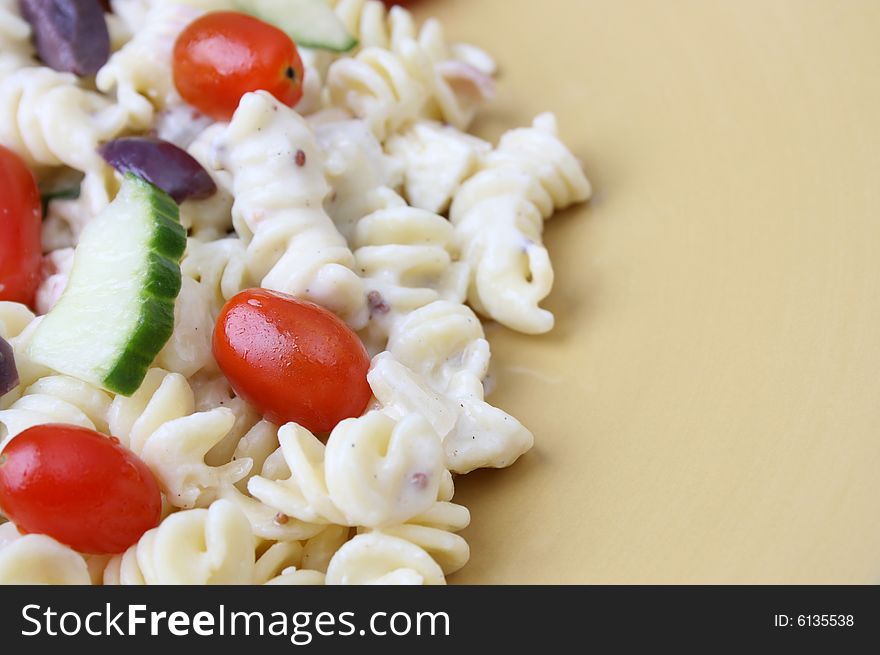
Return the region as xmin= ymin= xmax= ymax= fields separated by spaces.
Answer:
xmin=236 ymin=0 xmax=357 ymax=52
xmin=29 ymin=174 xmax=185 ymax=396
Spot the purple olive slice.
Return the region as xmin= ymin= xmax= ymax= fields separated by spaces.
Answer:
xmin=0 ymin=335 xmax=18 ymax=398
xmin=98 ymin=137 xmax=217 ymax=204
xmin=20 ymin=0 xmax=110 ymax=76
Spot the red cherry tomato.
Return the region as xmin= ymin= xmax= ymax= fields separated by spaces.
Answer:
xmin=0 ymin=424 xmax=162 ymax=554
xmin=213 ymin=289 xmax=372 ymax=433
xmin=173 ymin=11 xmax=304 ymax=121
xmin=0 ymin=145 xmax=42 ymax=308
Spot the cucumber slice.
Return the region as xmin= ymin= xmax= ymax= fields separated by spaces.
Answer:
xmin=29 ymin=174 xmax=185 ymax=396
xmin=236 ymin=0 xmax=357 ymax=52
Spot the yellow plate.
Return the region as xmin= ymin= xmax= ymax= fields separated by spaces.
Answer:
xmin=412 ymin=0 xmax=880 ymax=583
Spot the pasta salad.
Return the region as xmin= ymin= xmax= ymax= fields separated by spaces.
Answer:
xmin=0 ymin=0 xmax=590 ymax=585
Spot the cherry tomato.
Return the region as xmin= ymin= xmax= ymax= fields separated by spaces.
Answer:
xmin=0 ymin=145 xmax=42 ymax=308
xmin=0 ymin=424 xmax=162 ymax=554
xmin=173 ymin=11 xmax=304 ymax=121
xmin=213 ymin=289 xmax=372 ymax=433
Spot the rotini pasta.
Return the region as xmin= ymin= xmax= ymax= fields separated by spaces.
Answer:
xmin=300 ymin=524 xmax=351 ymax=573
xmin=220 ymin=421 xmax=331 ymax=543
xmin=0 ymin=523 xmax=91 ymax=585
xmin=450 ymin=113 xmax=592 ymax=333
xmin=191 ymin=372 xmax=260 ymax=467
xmin=253 ymin=540 xmax=304 ymax=584
xmin=180 ymin=237 xmax=253 ymax=316
xmin=0 ymin=67 xmax=126 ymax=171
xmin=103 ymin=499 xmax=255 ymax=584
xmin=362 ymin=500 xmax=470 ymax=575
xmin=138 ymin=407 xmax=253 ymax=509
xmin=0 ymin=374 xmax=112 ymax=450
xmin=218 ymin=483 xmax=326 ymax=542
xmin=180 ymin=123 xmax=235 ymax=241
xmin=329 ymin=0 xmax=496 ymax=73
xmin=0 ymin=300 xmax=34 ymax=341
xmin=328 ymin=0 xmax=495 ymax=131
xmin=369 ymin=345 xmax=534 ymax=474
xmin=294 ymin=47 xmax=326 ymax=116
xmin=326 ymin=42 xmax=434 ymax=142
xmin=352 ymin=198 xmax=469 ymax=351
xmin=105 ymin=367 xmax=251 ymax=507
xmin=0 ymin=0 xmax=35 ymax=76
xmin=155 ymin=276 xmax=216 ymax=378
xmin=107 ymin=367 xmax=194 ymax=451
xmin=215 ymin=91 xmax=368 ymax=327
xmin=325 ymin=532 xmax=445 ymax=585
xmin=314 ymin=118 xmax=403 ymax=238
xmin=386 ymin=299 xmax=487 ymax=391
xmin=248 ymin=412 xmax=445 ymax=529
xmin=386 ymin=120 xmax=490 ymax=214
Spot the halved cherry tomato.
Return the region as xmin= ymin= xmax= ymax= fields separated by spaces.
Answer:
xmin=173 ymin=11 xmax=304 ymax=121
xmin=0 ymin=424 xmax=162 ymax=554
xmin=0 ymin=145 xmax=42 ymax=308
xmin=213 ymin=289 xmax=372 ymax=434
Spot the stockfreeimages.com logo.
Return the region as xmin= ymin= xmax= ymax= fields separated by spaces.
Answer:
xmin=21 ymin=604 xmax=450 ymax=644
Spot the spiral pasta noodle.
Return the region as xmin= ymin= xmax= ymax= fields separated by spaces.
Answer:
xmin=191 ymin=372 xmax=260 ymax=467
xmin=329 ymin=0 xmax=496 ymax=74
xmin=138 ymin=407 xmax=253 ymax=509
xmin=0 ymin=67 xmax=127 ymax=171
xmin=0 ymin=374 xmax=112 ymax=450
xmin=215 ymin=91 xmax=368 ymax=328
xmin=327 ymin=1 xmax=495 ymax=132
xmin=214 ymin=419 xmax=330 ymax=543
xmin=103 ymin=499 xmax=255 ymax=585
xmin=253 ymin=541 xmax=305 ymax=584
xmin=352 ymin=198 xmax=469 ymax=350
xmin=106 ymin=368 xmax=252 ymax=508
xmin=248 ymin=412 xmax=445 ymax=530
xmin=331 ymin=0 xmax=434 ymax=56
xmin=325 ymin=532 xmax=445 ymax=585
xmin=370 ymin=302 xmax=535 ymax=475
xmin=0 ymin=524 xmax=91 ymax=585
xmin=386 ymin=120 xmax=489 ymax=214
xmin=180 ymin=237 xmax=253 ymax=316
xmin=326 ymin=42 xmax=434 ymax=142
xmin=314 ymin=118 xmax=403 ymax=237
xmin=363 ymin=500 xmax=470 ymax=575
xmin=155 ymin=276 xmax=217 ymax=378
xmin=0 ymin=301 xmax=34 ymax=342
xmin=0 ymin=0 xmax=35 ymax=76
xmin=181 ymin=123 xmax=236 ymax=241
xmin=450 ymin=113 xmax=592 ymax=334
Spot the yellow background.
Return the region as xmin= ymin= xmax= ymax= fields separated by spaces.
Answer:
xmin=411 ymin=0 xmax=880 ymax=583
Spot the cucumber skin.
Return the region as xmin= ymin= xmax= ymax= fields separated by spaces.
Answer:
xmin=103 ymin=297 xmax=176 ymax=395
xmin=103 ymin=175 xmax=185 ymax=395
